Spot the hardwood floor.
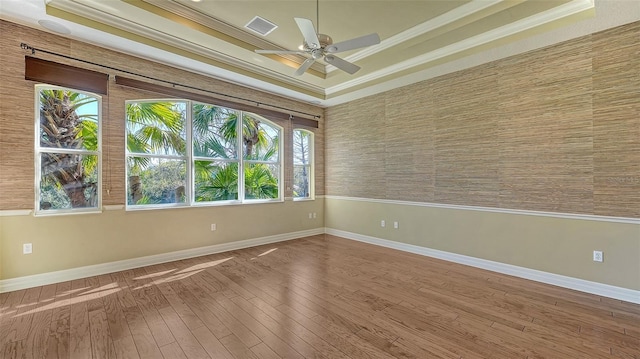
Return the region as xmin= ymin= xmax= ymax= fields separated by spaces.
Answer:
xmin=1 ymin=234 xmax=639 ymax=358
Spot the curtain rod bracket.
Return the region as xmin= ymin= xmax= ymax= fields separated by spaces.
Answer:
xmin=21 ymin=42 xmax=35 ymax=54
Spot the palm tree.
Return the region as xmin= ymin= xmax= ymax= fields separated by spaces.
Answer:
xmin=244 ymin=162 xmax=278 ymax=199
xmin=126 ymin=101 xmax=186 ymax=204
xmin=191 ymin=104 xmax=279 ymax=201
xmin=39 ymin=89 xmax=99 ymax=209
xmin=293 ymin=130 xmax=311 ymax=198
xmin=126 ymin=102 xmax=185 ymax=172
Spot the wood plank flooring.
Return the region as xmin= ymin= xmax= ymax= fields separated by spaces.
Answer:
xmin=1 ymin=234 xmax=638 ymax=358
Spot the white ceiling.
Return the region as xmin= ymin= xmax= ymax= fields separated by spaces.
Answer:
xmin=1 ymin=0 xmax=639 ymax=107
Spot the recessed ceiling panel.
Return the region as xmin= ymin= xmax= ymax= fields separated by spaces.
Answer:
xmin=37 ymin=0 xmax=597 ymax=102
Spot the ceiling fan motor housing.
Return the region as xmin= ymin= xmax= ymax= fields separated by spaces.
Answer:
xmin=317 ymin=33 xmax=333 ymax=47
xmin=304 ymin=33 xmax=332 ymax=50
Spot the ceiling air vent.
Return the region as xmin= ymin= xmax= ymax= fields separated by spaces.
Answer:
xmin=245 ymin=16 xmax=278 ymax=36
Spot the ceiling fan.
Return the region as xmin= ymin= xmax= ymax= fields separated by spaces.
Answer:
xmin=255 ymin=16 xmax=380 ymax=76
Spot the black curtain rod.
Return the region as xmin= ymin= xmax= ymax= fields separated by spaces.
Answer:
xmin=20 ymin=42 xmax=321 ymax=119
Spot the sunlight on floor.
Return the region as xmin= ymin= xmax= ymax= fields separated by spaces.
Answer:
xmin=251 ymin=247 xmax=278 ymax=260
xmin=6 ymin=257 xmax=236 ymax=319
xmin=13 ymin=286 xmax=122 ymax=317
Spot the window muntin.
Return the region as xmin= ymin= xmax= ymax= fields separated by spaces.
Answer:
xmin=126 ymin=99 xmax=282 ymax=209
xmin=35 ymin=85 xmax=101 ymax=214
xmin=293 ymin=129 xmax=313 ymax=200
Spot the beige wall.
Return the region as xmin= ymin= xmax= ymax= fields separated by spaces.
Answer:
xmin=326 ymin=198 xmax=640 ymax=290
xmin=0 ymin=20 xmax=324 ymax=280
xmin=1 ymin=200 xmax=324 ymax=279
xmin=324 ymin=21 xmax=640 ymax=290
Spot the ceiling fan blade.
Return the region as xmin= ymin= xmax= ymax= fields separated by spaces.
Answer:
xmin=294 ymin=58 xmax=316 ymax=76
xmin=255 ymin=49 xmax=305 ymax=55
xmin=324 ymin=55 xmax=360 ymax=74
xmin=294 ymin=18 xmax=320 ymax=49
xmin=325 ymin=33 xmax=380 ymax=53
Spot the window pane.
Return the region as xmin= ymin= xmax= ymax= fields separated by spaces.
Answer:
xmin=126 ymin=101 xmax=186 ymax=156
xmin=293 ymin=165 xmax=311 ymax=199
xmin=293 ymin=130 xmax=310 ymax=165
xmin=127 ymin=158 xmax=186 ymax=205
xmin=243 ymin=114 xmax=279 ymax=161
xmin=194 ymin=160 xmax=239 ymax=202
xmin=192 ymin=104 xmax=238 ymax=159
xmin=39 ymin=153 xmax=99 ymax=210
xmin=39 ymin=89 xmax=99 ymax=151
xmin=244 ymin=163 xmax=279 ymax=199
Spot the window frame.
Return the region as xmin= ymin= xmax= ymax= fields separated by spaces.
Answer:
xmin=125 ymin=99 xmax=283 ymax=210
xmin=125 ymin=99 xmax=191 ymax=209
xmin=34 ymin=84 xmax=102 ymax=216
xmin=191 ymin=103 xmax=240 ymax=206
xmin=292 ymin=128 xmax=314 ymax=201
xmin=241 ymin=113 xmax=283 ymax=204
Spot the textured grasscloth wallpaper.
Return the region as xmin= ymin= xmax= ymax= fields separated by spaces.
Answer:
xmin=0 ymin=20 xmax=324 ymax=210
xmin=326 ymin=21 xmax=640 ymax=218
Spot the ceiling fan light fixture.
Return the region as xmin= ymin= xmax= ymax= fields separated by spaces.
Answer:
xmin=245 ymin=16 xmax=278 ymax=36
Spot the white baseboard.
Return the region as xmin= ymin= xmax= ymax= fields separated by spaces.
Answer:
xmin=325 ymin=228 xmax=640 ymax=304
xmin=0 ymin=228 xmax=324 ymax=293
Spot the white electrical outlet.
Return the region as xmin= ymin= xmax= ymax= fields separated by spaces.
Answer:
xmin=593 ymin=250 xmax=603 ymax=262
xmin=393 ymin=221 xmax=399 ymax=229
xmin=308 ymin=212 xmax=313 ymax=219
xmin=313 ymin=212 xmax=317 ymax=219
xmin=23 ymin=243 xmax=33 ymax=254
xmin=210 ymin=223 xmax=217 ymax=231
xmin=380 ymin=220 xmax=386 ymax=227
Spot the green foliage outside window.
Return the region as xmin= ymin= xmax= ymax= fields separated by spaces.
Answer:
xmin=37 ymin=87 xmax=100 ymax=212
xmin=126 ymin=101 xmax=280 ymax=206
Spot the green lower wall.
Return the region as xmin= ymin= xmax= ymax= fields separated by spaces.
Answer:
xmin=325 ymin=197 xmax=640 ymax=291
xmin=0 ymin=199 xmax=323 ymax=280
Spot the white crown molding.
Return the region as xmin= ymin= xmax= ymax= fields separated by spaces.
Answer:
xmin=324 ymin=196 xmax=640 ymax=224
xmin=142 ymin=0 xmax=324 ymax=75
xmin=322 ymin=0 xmax=639 ymax=107
xmin=45 ymin=0 xmax=325 ymax=96
xmin=326 ymin=0 xmax=502 ymax=73
xmin=325 ymin=228 xmax=640 ymax=304
xmin=0 ymin=228 xmax=324 ymax=293
xmin=326 ymin=0 xmax=595 ymax=95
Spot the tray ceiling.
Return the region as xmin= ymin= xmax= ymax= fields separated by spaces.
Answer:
xmin=2 ymin=0 xmax=596 ymax=105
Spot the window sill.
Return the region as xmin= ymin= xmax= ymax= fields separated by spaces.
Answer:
xmin=125 ymin=198 xmax=284 ymax=211
xmin=34 ymin=208 xmax=102 ymax=217
xmin=292 ymin=197 xmax=315 ymax=202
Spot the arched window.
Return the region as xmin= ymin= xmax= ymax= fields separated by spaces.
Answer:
xmin=293 ymin=129 xmax=313 ymax=200
xmin=125 ymin=99 xmax=282 ymax=209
